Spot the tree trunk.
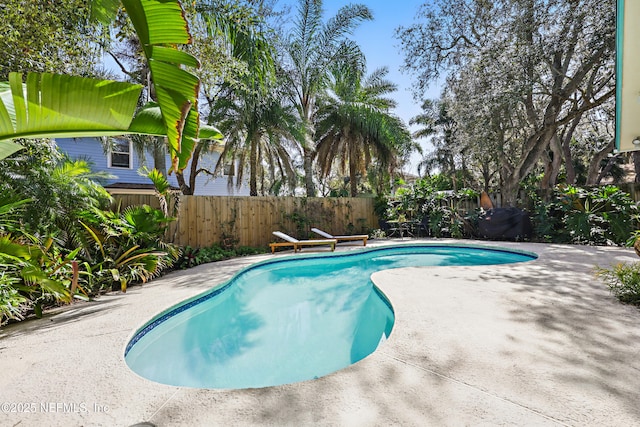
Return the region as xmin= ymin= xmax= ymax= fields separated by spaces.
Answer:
xmin=586 ymin=138 xmax=614 ymax=185
xmin=500 ymin=127 xmax=555 ymax=207
xmin=481 ymin=164 xmax=491 ymax=193
xmin=349 ymin=158 xmax=358 ymax=197
xmin=175 ymin=172 xmax=192 ymax=195
xmin=303 ymin=147 xmax=316 ymax=197
xmin=300 ymin=99 xmax=317 ymax=197
xmin=540 ymin=152 xmax=552 ymax=190
xmin=188 ymin=144 xmax=203 ymax=194
xmin=152 ymin=137 xmax=167 ymax=177
xmin=541 ymin=134 xmax=562 ymax=189
xmin=249 ymin=133 xmax=258 ymax=196
xmin=500 ymin=166 xmax=520 ymax=208
xmin=175 ymin=142 xmax=204 ymax=195
xmin=634 ymin=151 xmax=640 ymax=183
xmin=595 ymin=153 xmax=620 ymax=185
xmin=561 ymin=115 xmax=581 ymax=184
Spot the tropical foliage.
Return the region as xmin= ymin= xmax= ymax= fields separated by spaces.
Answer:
xmin=0 ymin=0 xmax=221 ymax=172
xmin=0 ymin=192 xmax=85 ymax=323
xmin=596 ymin=263 xmax=640 ymax=306
xmin=0 ymin=200 xmax=180 ymax=324
xmin=379 ymin=181 xmax=480 ymax=239
xmin=379 ymin=177 xmax=638 ymax=246
xmin=315 ymin=65 xmax=412 ymax=197
xmin=77 ymin=205 xmax=179 ymax=293
xmin=529 ymin=185 xmax=638 ymax=245
xmin=0 ymin=137 xmax=181 ymax=324
xmin=0 ymin=233 xmax=85 ymax=319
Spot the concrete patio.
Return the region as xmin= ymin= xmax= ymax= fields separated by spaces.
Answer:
xmin=1 ymin=239 xmax=639 ymax=426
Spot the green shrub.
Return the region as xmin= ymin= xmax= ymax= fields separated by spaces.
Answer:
xmin=235 ymin=246 xmax=267 ymax=256
xmin=0 ymin=196 xmax=90 ymax=324
xmin=0 ymin=271 xmax=27 ymax=324
xmin=175 ymin=244 xmax=267 ymax=270
xmin=595 ymin=262 xmax=640 ymax=306
xmin=0 ymin=235 xmax=92 ymax=323
xmin=0 ymin=147 xmax=184 ymax=322
xmin=531 ymin=185 xmax=638 ymax=245
xmin=175 ymin=246 xmax=202 ymax=269
xmin=373 ymin=195 xmax=389 ymax=219
xmin=77 ymin=205 xmax=179 ymax=292
xmin=412 ymin=188 xmax=478 ymax=238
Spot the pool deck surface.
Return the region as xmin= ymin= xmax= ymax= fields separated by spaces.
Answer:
xmin=1 ymin=239 xmax=640 ymax=426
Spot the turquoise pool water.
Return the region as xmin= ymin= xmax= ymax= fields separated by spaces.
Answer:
xmin=125 ymin=244 xmax=536 ymax=389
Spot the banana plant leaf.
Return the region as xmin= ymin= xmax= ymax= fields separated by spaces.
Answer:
xmin=121 ymin=0 xmax=201 ymax=173
xmin=0 ymin=73 xmax=143 ymax=141
xmin=0 ymin=139 xmax=22 ymax=159
xmin=0 ymin=73 xmax=221 ymax=160
xmin=1 ymin=0 xmax=208 ymax=173
xmin=128 ymin=103 xmax=223 ymax=141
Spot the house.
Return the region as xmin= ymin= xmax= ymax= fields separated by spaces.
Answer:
xmin=55 ymin=137 xmax=249 ymax=196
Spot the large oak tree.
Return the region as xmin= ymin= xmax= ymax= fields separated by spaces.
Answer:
xmin=398 ymin=0 xmax=615 ymax=206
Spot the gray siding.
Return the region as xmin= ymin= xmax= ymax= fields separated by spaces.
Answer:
xmin=55 ymin=137 xmax=249 ymax=196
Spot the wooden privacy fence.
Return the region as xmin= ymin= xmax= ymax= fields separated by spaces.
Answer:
xmin=113 ymin=195 xmax=378 ymax=249
xmin=112 ymin=183 xmax=640 ymax=249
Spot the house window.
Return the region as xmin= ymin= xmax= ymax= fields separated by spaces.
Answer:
xmin=109 ymin=139 xmax=132 ymax=169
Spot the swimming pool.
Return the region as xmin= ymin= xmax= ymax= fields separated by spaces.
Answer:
xmin=125 ymin=244 xmax=536 ymax=389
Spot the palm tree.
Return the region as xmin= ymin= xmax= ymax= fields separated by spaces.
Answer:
xmin=315 ymin=65 xmax=412 ymax=197
xmin=172 ymin=0 xmax=281 ymax=196
xmin=281 ymin=0 xmax=373 ymax=196
xmin=411 ymin=99 xmax=458 ymax=178
xmin=196 ymin=1 xmax=302 ymax=197
xmin=213 ymin=88 xmax=303 ymax=196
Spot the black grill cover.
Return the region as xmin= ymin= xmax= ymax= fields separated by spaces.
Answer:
xmin=478 ymin=207 xmax=532 ymax=240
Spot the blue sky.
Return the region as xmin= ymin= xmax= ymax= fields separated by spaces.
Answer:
xmin=313 ymin=0 xmax=439 ymax=174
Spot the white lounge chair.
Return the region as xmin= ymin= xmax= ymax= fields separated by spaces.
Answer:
xmin=311 ymin=228 xmax=368 ymax=246
xmin=269 ymin=231 xmax=337 ymax=254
